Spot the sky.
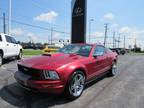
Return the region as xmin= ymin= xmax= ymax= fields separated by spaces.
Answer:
xmin=0 ymin=0 xmax=144 ymax=49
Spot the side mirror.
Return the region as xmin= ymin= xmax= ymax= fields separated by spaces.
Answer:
xmin=16 ymin=41 xmax=20 ymax=44
xmin=93 ymin=54 xmax=98 ymax=58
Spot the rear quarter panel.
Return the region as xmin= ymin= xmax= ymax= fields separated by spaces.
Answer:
xmin=109 ymin=52 xmax=118 ymax=64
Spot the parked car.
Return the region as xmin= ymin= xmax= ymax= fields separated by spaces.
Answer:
xmin=43 ymin=45 xmax=60 ymax=54
xmin=110 ymin=48 xmax=126 ymax=55
xmin=0 ymin=33 xmax=23 ymax=66
xmin=14 ymin=43 xmax=118 ymax=99
xmin=34 ymin=43 xmax=44 ymax=50
xmin=120 ymin=48 xmax=126 ymax=55
xmin=110 ymin=48 xmax=121 ymax=55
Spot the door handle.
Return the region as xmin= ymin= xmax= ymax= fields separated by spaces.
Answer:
xmin=7 ymin=44 xmax=9 ymax=46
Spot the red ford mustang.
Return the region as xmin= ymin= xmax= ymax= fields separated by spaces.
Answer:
xmin=14 ymin=44 xmax=118 ymax=99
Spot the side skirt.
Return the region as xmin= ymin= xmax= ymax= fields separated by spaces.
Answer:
xmin=85 ymin=70 xmax=110 ymax=85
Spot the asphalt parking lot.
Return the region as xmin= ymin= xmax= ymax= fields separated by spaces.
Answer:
xmin=0 ymin=55 xmax=144 ymax=108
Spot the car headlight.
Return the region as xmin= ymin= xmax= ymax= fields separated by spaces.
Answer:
xmin=43 ymin=70 xmax=60 ymax=80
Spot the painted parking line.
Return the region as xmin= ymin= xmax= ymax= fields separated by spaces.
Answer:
xmin=0 ymin=66 xmax=6 ymax=70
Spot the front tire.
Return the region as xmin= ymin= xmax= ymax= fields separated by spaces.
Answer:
xmin=0 ymin=54 xmax=3 ymax=66
xmin=64 ymin=71 xmax=85 ymax=100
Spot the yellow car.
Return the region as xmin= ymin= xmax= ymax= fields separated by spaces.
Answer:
xmin=43 ymin=45 xmax=59 ymax=54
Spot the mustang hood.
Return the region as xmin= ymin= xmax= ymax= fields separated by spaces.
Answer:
xmin=19 ymin=53 xmax=85 ymax=69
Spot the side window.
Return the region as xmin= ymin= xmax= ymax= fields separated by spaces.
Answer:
xmin=0 ymin=35 xmax=2 ymax=41
xmin=5 ymin=36 xmax=16 ymax=44
xmin=5 ymin=36 xmax=12 ymax=43
xmin=93 ymin=46 xmax=105 ymax=56
xmin=78 ymin=45 xmax=92 ymax=57
xmin=11 ymin=37 xmax=17 ymax=44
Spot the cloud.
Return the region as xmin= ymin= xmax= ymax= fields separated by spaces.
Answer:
xmin=111 ymin=23 xmax=119 ymax=28
xmin=119 ymin=27 xmax=131 ymax=33
xmin=119 ymin=26 xmax=144 ymax=38
xmin=92 ymin=32 xmax=104 ymax=37
xmin=89 ymin=32 xmax=104 ymax=44
xmin=104 ymin=13 xmax=115 ymax=20
xmin=27 ymin=33 xmax=38 ymax=43
xmin=118 ymin=26 xmax=144 ymax=48
xmin=34 ymin=11 xmax=58 ymax=23
xmin=11 ymin=28 xmax=24 ymax=36
xmin=53 ymin=32 xmax=61 ymax=39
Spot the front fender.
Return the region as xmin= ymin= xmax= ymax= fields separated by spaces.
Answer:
xmin=68 ymin=64 xmax=88 ymax=76
xmin=57 ymin=63 xmax=88 ymax=86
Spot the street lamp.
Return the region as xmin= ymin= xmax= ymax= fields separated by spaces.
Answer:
xmin=50 ymin=27 xmax=53 ymax=45
xmin=9 ymin=0 xmax=12 ymax=35
xmin=89 ymin=19 xmax=94 ymax=43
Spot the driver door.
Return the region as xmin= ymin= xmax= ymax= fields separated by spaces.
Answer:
xmin=88 ymin=45 xmax=108 ymax=78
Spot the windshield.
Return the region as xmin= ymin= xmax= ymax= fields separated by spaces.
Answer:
xmin=58 ymin=44 xmax=93 ymax=57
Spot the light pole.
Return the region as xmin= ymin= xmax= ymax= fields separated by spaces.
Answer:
xmin=3 ymin=13 xmax=6 ymax=34
xmin=9 ymin=0 xmax=12 ymax=35
xmin=50 ymin=27 xmax=53 ymax=45
xmin=89 ymin=19 xmax=94 ymax=43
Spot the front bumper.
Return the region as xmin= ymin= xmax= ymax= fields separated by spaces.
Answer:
xmin=14 ymin=71 xmax=64 ymax=94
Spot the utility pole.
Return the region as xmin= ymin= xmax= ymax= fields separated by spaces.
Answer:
xmin=118 ymin=33 xmax=121 ymax=48
xmin=48 ymin=35 xmax=49 ymax=44
xmin=124 ymin=35 xmax=126 ymax=49
xmin=50 ymin=27 xmax=53 ymax=45
xmin=3 ymin=13 xmax=6 ymax=34
xmin=8 ymin=0 xmax=12 ymax=35
xmin=135 ymin=38 xmax=137 ymax=47
xmin=104 ymin=23 xmax=108 ymax=46
xmin=134 ymin=38 xmax=137 ymax=52
xmin=113 ymin=32 xmax=115 ymax=48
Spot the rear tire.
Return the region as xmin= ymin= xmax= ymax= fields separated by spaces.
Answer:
xmin=108 ymin=62 xmax=118 ymax=76
xmin=0 ymin=54 xmax=3 ymax=66
xmin=64 ymin=71 xmax=85 ymax=100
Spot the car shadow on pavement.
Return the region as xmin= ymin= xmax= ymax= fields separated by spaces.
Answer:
xmin=2 ymin=57 xmax=17 ymax=65
xmin=0 ymin=74 xmax=108 ymax=108
xmin=0 ymin=82 xmax=70 ymax=108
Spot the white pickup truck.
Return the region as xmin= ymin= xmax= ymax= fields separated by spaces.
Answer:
xmin=0 ymin=33 xmax=23 ymax=66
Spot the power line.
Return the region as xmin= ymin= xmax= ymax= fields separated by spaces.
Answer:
xmin=31 ymin=0 xmax=49 ymax=10
xmin=0 ymin=7 xmax=69 ymax=29
xmin=0 ymin=17 xmax=70 ymax=34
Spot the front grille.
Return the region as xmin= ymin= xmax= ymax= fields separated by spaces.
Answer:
xmin=18 ymin=64 xmax=41 ymax=78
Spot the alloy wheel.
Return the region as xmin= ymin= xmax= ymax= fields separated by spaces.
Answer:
xmin=0 ymin=55 xmax=2 ymax=66
xmin=112 ymin=63 xmax=118 ymax=76
xmin=69 ymin=73 xmax=85 ymax=97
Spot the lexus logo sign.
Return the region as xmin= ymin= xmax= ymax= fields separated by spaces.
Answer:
xmin=73 ymin=7 xmax=83 ymax=17
xmin=74 ymin=7 xmax=83 ymax=14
